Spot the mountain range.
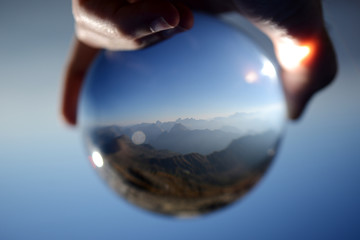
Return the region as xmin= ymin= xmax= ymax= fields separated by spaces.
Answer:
xmin=84 ymin=116 xmax=281 ymax=215
xmin=88 ymin=128 xmax=279 ymax=215
xmin=88 ymin=114 xmax=261 ymax=155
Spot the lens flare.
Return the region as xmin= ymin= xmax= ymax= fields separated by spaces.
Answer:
xmin=245 ymin=71 xmax=258 ymax=83
xmin=277 ymin=38 xmax=311 ymax=70
xmin=261 ymin=59 xmax=277 ymax=80
xmin=91 ymin=151 xmax=104 ymax=168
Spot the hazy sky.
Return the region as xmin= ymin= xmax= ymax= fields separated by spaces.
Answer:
xmin=1 ymin=1 xmax=360 ymax=239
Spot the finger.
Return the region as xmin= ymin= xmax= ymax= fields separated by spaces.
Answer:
xmin=280 ymin=29 xmax=337 ymax=119
xmin=64 ymin=1 xmax=194 ymax=126
xmin=134 ymin=1 xmax=194 ymax=47
xmin=235 ymin=0 xmax=337 ymax=119
xmin=61 ymin=38 xmax=99 ymax=126
xmin=73 ymin=0 xmax=183 ymax=49
xmin=171 ymin=1 xmax=194 ymax=30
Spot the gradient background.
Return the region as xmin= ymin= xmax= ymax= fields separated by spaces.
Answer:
xmin=1 ymin=1 xmax=359 ymax=239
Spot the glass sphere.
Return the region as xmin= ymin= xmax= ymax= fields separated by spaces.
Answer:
xmin=79 ymin=13 xmax=286 ymax=217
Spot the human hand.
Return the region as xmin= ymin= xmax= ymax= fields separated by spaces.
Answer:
xmin=61 ymin=0 xmax=337 ymax=125
xmin=61 ymin=0 xmax=194 ymax=125
xmin=232 ymin=0 xmax=337 ymax=119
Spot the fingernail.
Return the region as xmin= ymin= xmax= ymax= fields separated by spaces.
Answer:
xmin=149 ymin=17 xmax=174 ymax=33
xmin=161 ymin=26 xmax=185 ymax=38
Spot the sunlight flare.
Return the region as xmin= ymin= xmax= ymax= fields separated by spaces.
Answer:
xmin=277 ymin=38 xmax=311 ymax=70
xmin=261 ymin=59 xmax=277 ymax=81
xmin=91 ymin=151 xmax=104 ymax=168
xmin=245 ymin=71 xmax=258 ymax=83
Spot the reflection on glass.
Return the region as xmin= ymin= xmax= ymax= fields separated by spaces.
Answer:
xmin=79 ymin=13 xmax=286 ymax=217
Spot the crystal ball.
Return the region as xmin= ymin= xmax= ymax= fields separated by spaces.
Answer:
xmin=79 ymin=13 xmax=286 ymax=217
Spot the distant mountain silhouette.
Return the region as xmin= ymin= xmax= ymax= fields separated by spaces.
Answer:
xmin=87 ymin=124 xmax=280 ymax=215
xmin=151 ymin=123 xmax=243 ymax=154
xmin=105 ymin=131 xmax=276 ymax=178
xmin=87 ymin=110 xmax=280 ymax=156
xmin=89 ymin=121 xmax=245 ymax=155
xmin=169 ymin=123 xmax=188 ymax=133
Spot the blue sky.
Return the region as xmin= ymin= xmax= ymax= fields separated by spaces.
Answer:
xmin=1 ymin=1 xmax=360 ymax=239
xmin=80 ymin=14 xmax=285 ymax=127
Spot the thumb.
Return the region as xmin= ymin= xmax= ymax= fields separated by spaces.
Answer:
xmin=73 ymin=0 xmax=183 ymax=49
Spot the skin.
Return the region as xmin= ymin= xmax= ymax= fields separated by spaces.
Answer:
xmin=61 ymin=0 xmax=337 ymax=126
